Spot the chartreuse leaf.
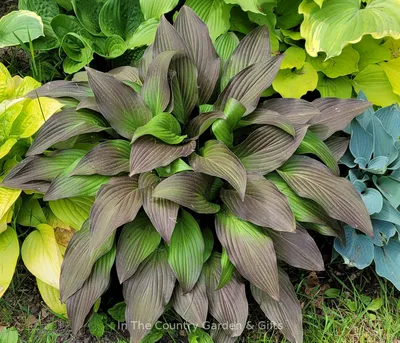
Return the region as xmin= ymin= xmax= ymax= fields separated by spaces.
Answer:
xmin=0 ymin=227 xmax=19 ymax=297
xmin=353 ymin=35 xmax=392 ymax=71
xmin=0 ymin=327 xmax=18 ymax=343
xmin=215 ymin=209 xmax=279 ymax=300
xmin=132 ymin=113 xmax=187 ymax=144
xmin=168 ymin=210 xmax=204 ymax=293
xmin=16 ymin=197 xmax=46 ymax=228
xmin=99 ymin=0 xmax=144 ymax=40
xmin=214 ymin=32 xmax=240 ymax=69
xmin=116 ymin=213 xmax=161 ymax=283
xmin=186 ymin=0 xmax=232 ymax=41
xmin=123 ymin=248 xmax=175 ymax=343
xmin=71 ymin=0 xmax=106 ymax=36
xmin=36 ymin=278 xmax=67 ymax=316
xmin=140 ymin=0 xmax=179 ymax=19
xmin=251 ymin=269 xmax=303 ymax=343
xmin=280 ymin=46 xmax=306 ymax=69
xmin=317 ymin=74 xmax=353 ymax=99
xmin=278 ymin=156 xmax=373 ymax=236
xmin=12 ymin=76 xmax=41 ymax=97
xmin=0 ymin=207 xmax=14 ymax=235
xmin=382 ymin=58 xmax=400 ymax=97
xmin=300 ymin=0 xmax=400 ymax=59
xmin=126 ymin=18 xmax=159 ymax=49
xmin=49 ymin=197 xmax=94 ymax=230
xmin=189 ymin=140 xmax=247 ymax=199
xmin=0 ymin=187 xmax=21 ymax=221
xmin=224 ymin=0 xmax=262 ymax=13
xmin=0 ymin=10 xmax=44 ymax=48
xmin=22 ymin=224 xmax=63 ymax=289
xmin=216 ymin=248 xmax=235 ymax=290
xmin=273 ymin=62 xmax=318 ymax=98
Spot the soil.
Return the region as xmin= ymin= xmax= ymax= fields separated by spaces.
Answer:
xmin=0 ymin=0 xmax=17 ymax=17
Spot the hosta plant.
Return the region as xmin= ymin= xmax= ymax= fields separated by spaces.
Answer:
xmin=2 ymin=7 xmax=373 ymax=343
xmin=335 ymin=97 xmax=400 ymax=290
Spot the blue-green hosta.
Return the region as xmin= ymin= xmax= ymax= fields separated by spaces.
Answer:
xmin=2 ymin=8 xmax=373 ymax=343
xmin=335 ymin=96 xmax=400 ymax=290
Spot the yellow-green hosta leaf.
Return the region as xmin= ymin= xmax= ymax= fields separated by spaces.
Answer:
xmin=0 ymin=207 xmax=14 ymax=234
xmin=353 ymin=35 xmax=393 ymax=71
xmin=272 ymin=62 xmax=318 ymax=98
xmin=0 ymin=138 xmax=18 ymax=159
xmin=0 ymin=187 xmax=21 ymax=220
xmin=12 ymin=76 xmax=41 ymax=98
xmin=0 ymin=63 xmax=12 ymax=101
xmin=300 ymin=0 xmax=400 ymax=59
xmin=21 ymin=224 xmax=63 ymax=289
xmin=317 ymin=74 xmax=353 ymax=99
xmin=307 ymin=45 xmax=360 ymax=78
xmin=381 ymin=58 xmax=400 ymax=96
xmin=11 ymin=97 xmax=63 ymax=138
xmin=0 ymin=98 xmax=27 ymax=139
xmin=224 ymin=0 xmax=262 ymax=13
xmin=126 ymin=18 xmax=159 ymax=49
xmin=280 ymin=46 xmax=306 ymax=69
xmin=36 ymin=278 xmax=67 ymax=316
xmin=383 ymin=38 xmax=400 ymax=59
xmin=140 ymin=0 xmax=179 ymax=20
xmin=0 ymin=227 xmax=19 ymax=297
xmin=353 ymin=64 xmax=400 ymax=106
xmin=313 ymin=0 xmax=324 ymax=7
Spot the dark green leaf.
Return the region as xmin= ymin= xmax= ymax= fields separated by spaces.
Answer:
xmin=216 ymin=248 xmax=235 ymax=290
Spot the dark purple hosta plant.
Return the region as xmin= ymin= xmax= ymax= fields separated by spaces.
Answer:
xmin=2 ymin=7 xmax=373 ymax=343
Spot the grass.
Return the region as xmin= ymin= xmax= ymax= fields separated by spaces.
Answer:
xmin=1 ymin=265 xmax=399 ymax=343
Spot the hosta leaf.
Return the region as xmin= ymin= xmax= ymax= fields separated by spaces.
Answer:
xmin=67 ymin=246 xmax=116 ymax=334
xmin=215 ymin=209 xmax=279 ymax=299
xmin=224 ymin=0 xmax=262 ymax=13
xmin=220 ymin=26 xmax=271 ymax=91
xmin=261 ymin=98 xmax=320 ymax=125
xmin=272 ymin=62 xmax=318 ymax=98
xmin=278 ymin=155 xmax=373 ymax=236
xmin=382 ymin=58 xmax=400 ymax=96
xmin=317 ymin=75 xmax=353 ymax=99
xmin=87 ymin=67 xmax=152 ymax=139
xmin=99 ymin=0 xmax=144 ymax=40
xmin=71 ymin=0 xmax=106 ymax=36
xmin=131 ymin=113 xmax=187 ymax=144
xmin=215 ymin=55 xmax=284 ymax=115
xmin=60 ymin=221 xmax=115 ymax=301
xmin=232 ymin=125 xmax=308 ymax=174
xmin=0 ymin=10 xmax=44 ymax=48
xmin=22 ymin=224 xmax=63 ymax=289
xmin=186 ymin=111 xmax=226 ymax=139
xmin=61 ymin=32 xmax=93 ymax=65
xmin=36 ymin=278 xmax=67 ymax=316
xmin=374 ymin=104 xmax=400 ymax=141
xmin=353 ymin=35 xmax=392 ymax=71
xmin=172 ymin=278 xmax=208 ymax=327
xmin=214 ymin=32 xmax=240 ymax=68
xmin=374 ymin=241 xmax=400 ymax=290
xmin=63 ymin=58 xmax=90 ymax=75
xmin=126 ymin=18 xmax=159 ymax=49
xmin=27 ymin=81 xmax=93 ymax=101
xmin=92 ymin=35 xmax=127 ymax=59
xmin=185 ymin=0 xmax=232 ymax=41
xmin=189 ymin=140 xmax=247 ymax=199
xmin=19 ymin=0 xmax=59 ymax=19
xmin=373 ymin=176 xmax=400 ymax=209
xmin=89 ymin=176 xmax=142 ymax=250
xmin=203 ymin=253 xmax=248 ymax=337
xmin=123 ymin=248 xmax=175 ymax=343
xmin=116 ymin=213 xmax=161 ymax=283
xmin=371 ymin=199 xmax=400 ymax=225
xmin=216 ymin=248 xmax=235 ymax=290
xmin=280 ymin=46 xmax=306 ymax=70
xmin=175 ymin=7 xmax=220 ymax=104
xmin=309 ymin=98 xmax=372 ymax=140
xmin=221 ymin=174 xmax=295 ymax=232
xmin=0 ymin=227 xmax=19 ymax=297
xmin=168 ymin=210 xmax=204 ymax=292
xmin=300 ymin=0 xmax=400 ymax=59
xmin=17 ymin=197 xmax=47 ymax=228
xmin=49 ymin=197 xmax=94 ymax=230
xmin=0 ymin=187 xmax=21 ymax=220
xmin=138 ymin=172 xmax=179 ymax=243
xmin=324 ymin=136 xmax=350 ymax=162
xmin=140 ymin=0 xmax=178 ymax=19
xmin=72 ymin=140 xmax=131 ymax=176
xmin=0 ymin=139 xmax=18 ymax=159
xmin=251 ymin=269 xmax=303 ymax=343
xmin=27 ymin=109 xmax=109 ymax=156
xmin=153 ymin=172 xmax=220 ymax=214
xmin=267 ymin=225 xmax=324 ymax=271
xmin=368 ymin=116 xmax=398 ymax=165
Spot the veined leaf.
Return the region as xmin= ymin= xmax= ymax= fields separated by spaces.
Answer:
xmin=0 ymin=227 xmax=19 ymax=297
xmin=216 ymin=248 xmax=235 ymax=290
xmin=27 ymin=81 xmax=93 ymax=101
xmin=71 ymin=0 xmax=106 ymax=36
xmin=324 ymin=136 xmax=350 ymax=162
xmin=224 ymin=0 xmax=262 ymax=13
xmin=36 ymin=278 xmax=67 ymax=317
xmin=140 ymin=0 xmax=178 ymax=19
xmin=214 ymin=32 xmax=240 ymax=68
xmin=126 ymin=18 xmax=159 ymax=49
xmin=116 ymin=213 xmax=161 ymax=283
xmin=16 ymin=197 xmax=46 ymax=228
xmin=186 ymin=111 xmax=226 ymax=139
xmin=317 ymin=75 xmax=353 ymax=99
xmin=0 ymin=187 xmax=21 ymax=221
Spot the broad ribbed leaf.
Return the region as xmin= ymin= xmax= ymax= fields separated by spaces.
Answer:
xmin=72 ymin=140 xmax=131 ymax=176
xmin=116 ymin=213 xmax=161 ymax=283
xmin=215 ymin=32 xmax=240 ymax=68
xmin=251 ymin=269 xmax=302 ymax=343
xmin=1 ymin=150 xmax=85 ymax=192
xmin=108 ymin=66 xmax=142 ymax=84
xmin=27 ymin=109 xmax=109 ymax=156
xmin=221 ymin=174 xmax=295 ymax=232
xmin=130 ymin=137 xmax=195 ymax=175
xmin=131 ymin=113 xmax=187 ymax=144
xmin=175 ymin=6 xmax=220 ymax=103
xmin=216 ymin=248 xmax=235 ymax=290
xmin=220 ymin=26 xmax=270 ymax=91
xmin=203 ymin=228 xmax=214 ymax=263
xmin=90 ymin=176 xmax=143 ymax=250
xmin=261 ymin=98 xmax=320 ymax=124
xmin=203 ymin=253 xmax=248 ymax=337
xmin=267 ymin=225 xmax=324 ymax=271
xmin=172 ymin=277 xmax=208 ymax=327
xmin=324 ymin=136 xmax=349 ymax=162
xmin=215 ymin=209 xmax=279 ymax=300
xmin=123 ymin=249 xmax=175 ymax=343
xmin=186 ymin=111 xmax=226 ymax=139
xmin=153 ymin=172 xmax=220 ymax=214
xmin=27 ymin=81 xmax=93 ymax=101
xmin=296 ymin=130 xmax=340 ymax=175
xmin=138 ymin=172 xmax=179 ymax=243
xmin=60 ymin=221 xmax=115 ymax=301
xmin=232 ymin=125 xmax=308 ymax=174
xmin=168 ymin=210 xmax=204 ymax=292
xmin=86 ymin=67 xmax=152 ymax=139
xmin=309 ymin=98 xmax=372 ymax=140
xmin=278 ymin=156 xmax=373 ymax=236
xmin=189 ymin=140 xmax=247 ymax=199
xmin=210 ymin=328 xmax=237 ymax=343
xmin=67 ymin=246 xmax=116 ymax=334
xmin=215 ymin=55 xmax=283 ymax=115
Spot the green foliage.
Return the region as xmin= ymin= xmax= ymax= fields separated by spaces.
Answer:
xmin=0 ymin=9 xmax=375 ymax=343
xmin=335 ymin=94 xmax=400 ymax=291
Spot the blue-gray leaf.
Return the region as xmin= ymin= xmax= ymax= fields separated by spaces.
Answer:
xmin=374 ymin=241 xmax=400 ymax=291
xmin=371 ymin=220 xmax=396 ymax=247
